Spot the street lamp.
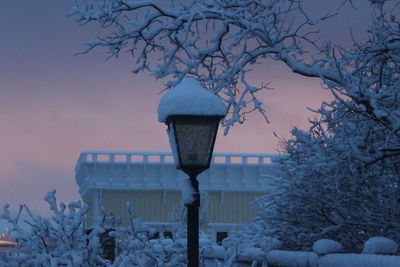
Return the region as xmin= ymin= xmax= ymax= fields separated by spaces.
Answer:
xmin=158 ymin=78 xmax=226 ymax=267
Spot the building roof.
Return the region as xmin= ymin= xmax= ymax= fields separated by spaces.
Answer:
xmin=75 ymin=151 xmax=283 ymax=196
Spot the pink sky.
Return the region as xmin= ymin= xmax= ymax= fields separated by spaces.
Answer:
xmin=0 ymin=1 xmax=372 ymax=230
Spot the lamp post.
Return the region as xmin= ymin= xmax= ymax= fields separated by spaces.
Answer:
xmin=158 ymin=78 xmax=226 ymax=267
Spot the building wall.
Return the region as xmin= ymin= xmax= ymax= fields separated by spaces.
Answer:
xmin=83 ymin=193 xmax=94 ymax=226
xmin=99 ymin=190 xmax=263 ymax=226
xmin=207 ymin=192 xmax=264 ymax=223
xmin=101 ymin=190 xmax=181 ymax=225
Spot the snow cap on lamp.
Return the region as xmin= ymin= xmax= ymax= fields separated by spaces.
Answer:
xmin=158 ymin=78 xmax=226 ymax=122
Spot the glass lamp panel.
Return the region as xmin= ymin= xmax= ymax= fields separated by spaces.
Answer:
xmin=167 ymin=124 xmax=180 ymax=167
xmin=173 ymin=117 xmax=219 ymax=168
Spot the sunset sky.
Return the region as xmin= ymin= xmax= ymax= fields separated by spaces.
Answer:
xmin=0 ymin=0 xmax=373 ymax=231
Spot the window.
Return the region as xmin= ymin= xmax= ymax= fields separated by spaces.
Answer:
xmin=164 ymin=231 xmax=173 ymax=239
xmin=216 ymin=232 xmax=228 ymax=245
xmin=149 ymin=232 xmax=160 ymax=240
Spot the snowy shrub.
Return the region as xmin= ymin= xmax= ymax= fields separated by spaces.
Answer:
xmin=0 ymin=190 xmax=106 ymax=266
xmin=110 ymin=202 xmax=188 ymax=266
xmin=221 ymin=221 xmax=282 ymax=265
xmin=202 ymin=246 xmax=225 ymax=260
xmin=0 ymin=192 xmax=218 ymax=266
xmin=223 ymin=221 xmax=282 ymax=252
xmin=255 ymin=103 xmax=400 ymax=251
xmin=254 ymin=1 xmax=400 ymax=251
xmin=313 ymin=239 xmax=343 ymax=255
xmin=363 ymin=237 xmax=398 ymax=255
xmin=110 ymin=201 xmax=218 ymax=266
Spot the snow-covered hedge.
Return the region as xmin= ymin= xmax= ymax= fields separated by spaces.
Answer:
xmin=363 ymin=237 xmax=399 ymax=255
xmin=204 ymin=248 xmax=400 ymax=267
xmin=0 ymin=190 xmax=106 ymax=266
xmin=209 ymin=238 xmax=400 ymax=267
xmin=318 ymin=254 xmax=400 ymax=267
xmin=109 ymin=202 xmax=189 ymax=266
xmin=0 ymin=191 xmax=216 ymax=266
xmin=264 ymin=251 xmax=400 ymax=267
xmin=220 ymin=222 xmax=282 ymax=265
xmin=313 ymin=239 xmax=343 ymax=255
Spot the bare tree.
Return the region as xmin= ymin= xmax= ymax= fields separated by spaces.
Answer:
xmin=70 ymin=0 xmax=337 ymax=132
xmin=71 ymin=0 xmax=399 ymax=160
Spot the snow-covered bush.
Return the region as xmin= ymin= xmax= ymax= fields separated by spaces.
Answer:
xmin=313 ymin=239 xmax=343 ymax=255
xmin=110 ymin=202 xmax=188 ymax=266
xmin=363 ymin=237 xmax=398 ymax=255
xmin=0 ymin=190 xmax=106 ymax=266
xmin=111 ymin=218 xmax=216 ymax=267
xmin=221 ymin=221 xmax=282 ymax=265
xmin=0 ymin=192 xmax=218 ymax=266
xmin=253 ymin=1 xmax=400 ymax=252
xmin=223 ymin=222 xmax=282 ymax=252
xmin=255 ymin=98 xmax=400 ymax=251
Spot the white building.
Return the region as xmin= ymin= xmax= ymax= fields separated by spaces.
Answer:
xmin=75 ymin=151 xmax=280 ymax=243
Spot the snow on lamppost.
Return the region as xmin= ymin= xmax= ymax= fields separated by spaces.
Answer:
xmin=158 ymin=78 xmax=226 ymax=267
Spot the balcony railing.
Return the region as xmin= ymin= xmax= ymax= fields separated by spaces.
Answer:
xmin=76 ymin=151 xmax=281 ymax=172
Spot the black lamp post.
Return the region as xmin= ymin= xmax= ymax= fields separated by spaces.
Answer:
xmin=158 ymin=78 xmax=226 ymax=267
xmin=166 ymin=115 xmax=223 ymax=267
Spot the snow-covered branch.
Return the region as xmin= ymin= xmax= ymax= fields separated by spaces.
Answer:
xmin=70 ymin=0 xmax=338 ymax=131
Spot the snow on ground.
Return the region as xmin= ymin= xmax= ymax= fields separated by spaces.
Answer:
xmin=319 ymin=253 xmax=400 ymax=267
xmin=313 ymin=239 xmax=343 ymax=255
xmin=266 ymin=250 xmax=319 ymax=267
xmin=363 ymin=236 xmax=398 ymax=255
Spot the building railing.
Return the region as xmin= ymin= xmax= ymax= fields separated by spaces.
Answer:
xmin=76 ymin=151 xmax=281 ymax=172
